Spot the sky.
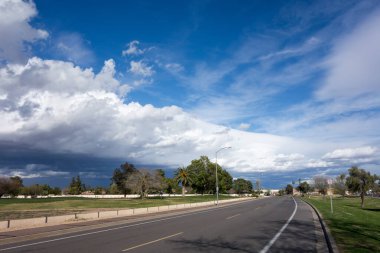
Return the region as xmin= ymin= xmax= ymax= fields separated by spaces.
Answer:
xmin=1 ymin=0 xmax=380 ymax=189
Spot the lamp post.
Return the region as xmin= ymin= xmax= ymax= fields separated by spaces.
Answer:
xmin=215 ymin=146 xmax=231 ymax=205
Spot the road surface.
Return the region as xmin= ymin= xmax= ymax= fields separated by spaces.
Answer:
xmin=0 ymin=197 xmax=328 ymax=253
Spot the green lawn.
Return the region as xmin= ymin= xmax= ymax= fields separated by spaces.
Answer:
xmin=302 ymin=196 xmax=380 ymax=253
xmin=0 ymin=195 xmax=238 ymax=220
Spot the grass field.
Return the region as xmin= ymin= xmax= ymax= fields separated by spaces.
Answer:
xmin=0 ymin=195 xmax=237 ymax=220
xmin=302 ymin=196 xmax=380 ymax=253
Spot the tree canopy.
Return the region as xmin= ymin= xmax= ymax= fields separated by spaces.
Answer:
xmin=346 ymin=166 xmax=376 ymax=208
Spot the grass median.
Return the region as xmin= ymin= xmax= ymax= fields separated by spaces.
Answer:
xmin=0 ymin=195 xmax=240 ymax=220
xmin=302 ymin=196 xmax=380 ymax=253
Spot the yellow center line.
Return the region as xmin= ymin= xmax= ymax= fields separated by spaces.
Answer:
xmin=226 ymin=213 xmax=241 ymax=220
xmin=122 ymin=232 xmax=183 ymax=251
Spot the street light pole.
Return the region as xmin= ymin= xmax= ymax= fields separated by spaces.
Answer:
xmin=215 ymin=146 xmax=231 ymax=205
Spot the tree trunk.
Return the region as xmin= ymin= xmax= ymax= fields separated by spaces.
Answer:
xmin=361 ymin=192 xmax=365 ymax=208
xmin=182 ymin=186 xmax=185 ymax=196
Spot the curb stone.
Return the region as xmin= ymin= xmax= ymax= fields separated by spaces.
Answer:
xmin=301 ymin=198 xmax=339 ymax=253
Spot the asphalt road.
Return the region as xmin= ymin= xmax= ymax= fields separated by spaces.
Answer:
xmin=0 ymin=197 xmax=328 ymax=253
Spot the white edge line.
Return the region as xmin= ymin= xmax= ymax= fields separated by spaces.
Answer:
xmin=259 ymin=197 xmax=298 ymax=253
xmin=122 ymin=232 xmax=183 ymax=251
xmin=0 ymin=200 xmax=251 ymax=252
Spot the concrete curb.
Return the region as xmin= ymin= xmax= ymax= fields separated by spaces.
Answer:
xmin=0 ymin=197 xmax=251 ymax=232
xmin=301 ymin=199 xmax=339 ymax=253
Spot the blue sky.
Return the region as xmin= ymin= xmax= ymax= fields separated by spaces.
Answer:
xmin=1 ymin=0 xmax=380 ymax=189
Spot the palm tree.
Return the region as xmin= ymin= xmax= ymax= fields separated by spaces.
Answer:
xmin=174 ymin=167 xmax=192 ymax=196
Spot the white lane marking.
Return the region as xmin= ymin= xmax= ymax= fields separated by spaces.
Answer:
xmin=0 ymin=200 xmax=253 ymax=252
xmin=259 ymin=197 xmax=298 ymax=253
xmin=226 ymin=214 xmax=241 ymax=220
xmin=122 ymin=232 xmax=183 ymax=251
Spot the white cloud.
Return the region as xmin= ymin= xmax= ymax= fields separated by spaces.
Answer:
xmin=0 ymin=57 xmax=128 ymax=100
xmin=238 ymin=123 xmax=251 ymax=130
xmin=54 ymin=33 xmax=95 ymax=66
xmin=323 ymin=146 xmax=378 ymax=160
xmin=0 ymin=164 xmax=69 ymax=179
xmin=129 ymin=60 xmax=154 ymax=77
xmin=317 ymin=8 xmax=380 ymax=100
xmin=165 ymin=63 xmax=184 ymax=73
xmin=0 ymin=57 xmax=314 ymax=172
xmin=122 ymin=40 xmax=144 ymax=56
xmin=0 ymin=0 xmax=48 ymax=63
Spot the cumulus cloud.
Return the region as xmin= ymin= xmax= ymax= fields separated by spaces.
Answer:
xmin=1 ymin=0 xmax=379 ymax=181
xmin=122 ymin=40 xmax=144 ymax=56
xmin=3 ymin=57 xmax=376 ymax=173
xmin=129 ymin=60 xmax=154 ymax=77
xmin=0 ymin=57 xmax=129 ymax=117
xmin=0 ymin=55 xmax=311 ymax=173
xmin=0 ymin=0 xmax=48 ymax=63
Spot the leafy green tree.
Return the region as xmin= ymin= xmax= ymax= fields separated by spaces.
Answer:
xmin=219 ymin=168 xmax=233 ymax=193
xmin=186 ymin=156 xmax=233 ymax=194
xmin=346 ymin=166 xmax=376 ymax=208
xmin=109 ymin=183 xmax=119 ymax=194
xmin=164 ymin=178 xmax=181 ymax=194
xmin=186 ymin=156 xmax=212 ymax=194
xmin=233 ymin=178 xmax=253 ymax=194
xmin=297 ymin=181 xmax=311 ymax=195
xmin=285 ymin=184 xmax=293 ymax=195
xmin=111 ymin=162 xmax=137 ymax=196
xmin=68 ymin=175 xmax=84 ymax=195
xmin=175 ymin=167 xmax=193 ymax=196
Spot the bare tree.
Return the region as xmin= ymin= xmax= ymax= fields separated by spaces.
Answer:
xmin=0 ymin=177 xmax=23 ymax=197
xmin=125 ymin=169 xmax=166 ymax=198
xmin=333 ymin=174 xmax=346 ymax=196
xmin=313 ymin=176 xmax=329 ymax=197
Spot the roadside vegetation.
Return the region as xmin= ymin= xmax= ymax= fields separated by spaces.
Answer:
xmin=280 ymin=166 xmax=379 ymax=253
xmin=0 ymin=195 xmax=237 ymax=220
xmin=1 ymin=156 xmax=258 ymax=199
xmin=303 ymin=196 xmax=380 ymax=253
xmin=0 ymin=156 xmax=260 ymax=221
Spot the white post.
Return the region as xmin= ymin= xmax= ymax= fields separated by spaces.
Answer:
xmin=215 ymin=146 xmax=231 ymax=205
xmin=330 ymin=195 xmax=333 ymax=214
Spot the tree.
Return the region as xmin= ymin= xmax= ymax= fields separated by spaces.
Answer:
xmin=0 ymin=176 xmax=23 ymax=197
xmin=185 ymin=156 xmax=233 ymax=194
xmin=164 ymin=178 xmax=181 ymax=195
xmin=186 ymin=156 xmax=214 ymax=194
xmin=68 ymin=175 xmax=84 ymax=195
xmin=346 ymin=166 xmax=376 ymax=208
xmin=111 ymin=162 xmax=137 ymax=196
xmin=333 ymin=174 xmax=346 ymax=196
xmin=285 ymin=184 xmax=293 ymax=195
xmin=297 ymin=181 xmax=311 ymax=195
xmin=313 ymin=176 xmax=329 ymax=196
xmin=255 ymin=180 xmax=262 ymax=194
xmin=175 ymin=167 xmax=193 ymax=196
xmin=233 ymin=178 xmax=253 ymax=194
xmin=125 ymin=169 xmax=166 ymax=198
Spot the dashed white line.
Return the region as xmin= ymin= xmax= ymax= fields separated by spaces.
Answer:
xmin=122 ymin=232 xmax=183 ymax=251
xmin=226 ymin=214 xmax=241 ymax=220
